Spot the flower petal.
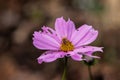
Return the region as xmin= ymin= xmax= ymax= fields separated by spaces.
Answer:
xmin=37 ymin=51 xmax=57 ymax=64
xmin=55 ymin=17 xmax=75 ymax=40
xmin=33 ymin=31 xmax=60 ymax=50
xmin=81 ymin=52 xmax=100 ymax=62
xmin=37 ymin=51 xmax=65 ymax=64
xmin=71 ymin=52 xmax=83 ymax=61
xmin=66 ymin=51 xmax=83 ymax=61
xmin=41 ymin=26 xmax=61 ymax=43
xmin=75 ymin=28 xmax=98 ymax=47
xmin=65 ymin=19 xmax=75 ymax=40
xmin=71 ymin=24 xmax=92 ymax=45
xmin=75 ymin=46 xmax=103 ymax=53
xmin=55 ymin=17 xmax=66 ymax=39
xmin=42 ymin=26 xmax=56 ymax=35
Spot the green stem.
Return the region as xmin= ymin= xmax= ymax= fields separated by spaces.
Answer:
xmin=88 ymin=65 xmax=93 ymax=80
xmin=62 ymin=57 xmax=68 ymax=80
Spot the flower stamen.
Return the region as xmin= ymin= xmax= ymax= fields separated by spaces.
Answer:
xmin=60 ymin=38 xmax=74 ymax=52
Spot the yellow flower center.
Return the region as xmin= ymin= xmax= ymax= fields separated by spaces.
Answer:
xmin=60 ymin=38 xmax=74 ymax=52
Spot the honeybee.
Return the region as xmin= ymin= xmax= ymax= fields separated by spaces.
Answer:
xmin=62 ymin=38 xmax=68 ymax=44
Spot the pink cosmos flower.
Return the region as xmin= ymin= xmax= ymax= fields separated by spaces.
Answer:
xmin=33 ymin=17 xmax=103 ymax=64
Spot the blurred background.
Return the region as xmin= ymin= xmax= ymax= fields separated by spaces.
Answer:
xmin=0 ymin=0 xmax=120 ymax=80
